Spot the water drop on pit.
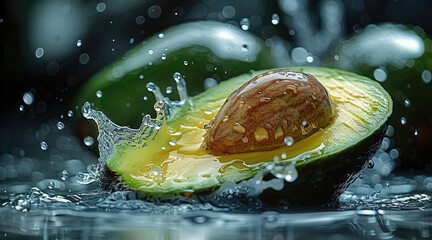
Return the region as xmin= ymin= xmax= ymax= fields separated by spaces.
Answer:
xmin=19 ymin=105 xmax=24 ymax=111
xmin=68 ymin=110 xmax=74 ymax=117
xmin=184 ymin=61 xmax=188 ymax=66
xmin=161 ymin=53 xmax=167 ymax=60
xmin=158 ymin=33 xmax=164 ymax=38
xmin=47 ymin=181 xmax=54 ymax=189
xmin=284 ymin=136 xmax=294 ymax=146
xmin=76 ymin=40 xmax=82 ymax=47
xmin=401 ymin=117 xmax=407 ymax=125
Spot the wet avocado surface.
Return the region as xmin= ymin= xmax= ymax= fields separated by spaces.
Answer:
xmin=104 ymin=67 xmax=392 ymax=196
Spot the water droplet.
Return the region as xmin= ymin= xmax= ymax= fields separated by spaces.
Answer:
xmin=152 ymin=166 xmax=164 ymax=178
xmin=241 ymin=44 xmax=249 ymax=52
xmin=385 ymin=182 xmax=390 ymax=188
xmin=35 ymin=48 xmax=44 ymax=58
xmin=161 ymin=53 xmax=167 ymax=60
xmin=158 ymin=33 xmax=164 ymax=38
xmin=306 ymin=56 xmax=314 ymax=63
xmin=404 ymin=99 xmax=411 ymax=108
xmin=422 ymin=70 xmax=432 ymax=84
xmin=183 ymin=60 xmax=188 ymax=66
xmin=82 ymin=102 xmax=91 ymax=118
xmin=233 ymin=123 xmax=246 ymax=134
xmin=204 ymin=78 xmax=218 ymax=90
xmin=173 ymin=72 xmax=181 ymax=81
xmin=68 ymin=110 xmax=73 ymax=117
xmin=10 ymin=195 xmax=31 ymax=212
xmin=259 ymin=97 xmax=271 ymax=102
xmin=373 ymin=68 xmax=387 ymax=82
xmin=273 ymin=156 xmax=280 ymax=162
xmin=367 ymin=160 xmax=375 ymax=169
xmin=129 ymin=38 xmax=134 ymax=44
xmin=414 ymin=130 xmax=418 ymax=136
xmin=60 ymin=170 xmax=69 ymax=181
xmin=254 ymin=126 xmax=268 ymax=142
xmin=242 ymin=136 xmax=249 ymax=143
xmin=96 ymin=90 xmax=103 ymax=98
xmin=19 ymin=105 xmax=24 ymax=111
xmin=139 ymin=75 xmax=144 ymax=80
xmin=76 ymin=40 xmax=82 ymax=47
xmin=40 ymin=141 xmax=48 ymax=150
xmin=148 ymin=49 xmax=154 ymax=55
xmin=168 ymin=138 xmax=177 ymax=146
xmin=221 ymin=6 xmax=236 ymax=18
xmin=284 ymin=165 xmax=298 ymax=182
xmin=76 ymin=172 xmax=96 ymax=185
xmin=84 ymin=136 xmax=94 ymax=146
xmin=166 ymin=86 xmax=173 ymax=94
xmin=47 ymin=181 xmax=54 ymax=189
xmin=96 ymin=2 xmax=106 ymax=12
xmin=271 ymin=13 xmax=280 ymax=25
xmin=240 ymin=18 xmax=250 ymax=30
xmin=23 ymin=92 xmax=34 ymax=105
xmin=204 ymin=109 xmax=213 ymax=115
xmin=161 ymin=146 xmax=166 ymax=150
xmin=56 ymin=121 xmax=65 ymax=130
xmin=284 ymin=136 xmax=294 ymax=146
xmin=143 ymin=96 xmax=148 ymax=101
xmin=400 ymin=117 xmax=407 ymax=125
xmin=291 ymin=47 xmax=308 ymax=63
xmin=136 ymin=15 xmax=145 ymax=25
xmin=79 ymin=53 xmax=90 ymax=65
xmin=148 ymin=5 xmax=162 ymax=18
xmin=223 ymin=116 xmax=229 ymax=122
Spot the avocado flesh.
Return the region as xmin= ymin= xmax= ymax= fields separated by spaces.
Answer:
xmin=105 ymin=67 xmax=392 ymax=197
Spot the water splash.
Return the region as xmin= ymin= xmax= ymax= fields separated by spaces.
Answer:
xmin=81 ymin=100 xmax=167 ymax=166
xmin=146 ymin=72 xmax=191 ymax=119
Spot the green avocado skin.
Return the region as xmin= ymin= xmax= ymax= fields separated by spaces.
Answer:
xmin=261 ymin=122 xmax=388 ymax=206
xmin=325 ymin=23 xmax=432 ymax=169
xmin=73 ymin=21 xmax=276 ymax=137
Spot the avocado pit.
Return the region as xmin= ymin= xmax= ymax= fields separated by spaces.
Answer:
xmin=203 ymin=70 xmax=334 ymax=154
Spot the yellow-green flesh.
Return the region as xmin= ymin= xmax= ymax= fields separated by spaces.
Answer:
xmin=107 ymin=67 xmax=392 ymax=194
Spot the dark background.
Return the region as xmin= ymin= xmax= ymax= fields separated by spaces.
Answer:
xmin=1 ymin=0 xmax=432 ymax=160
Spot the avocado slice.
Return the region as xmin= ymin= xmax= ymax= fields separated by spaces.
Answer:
xmin=73 ymin=21 xmax=275 ymax=137
xmin=85 ymin=67 xmax=392 ymax=205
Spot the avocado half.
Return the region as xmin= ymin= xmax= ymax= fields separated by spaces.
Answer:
xmin=91 ymin=67 xmax=392 ymax=205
